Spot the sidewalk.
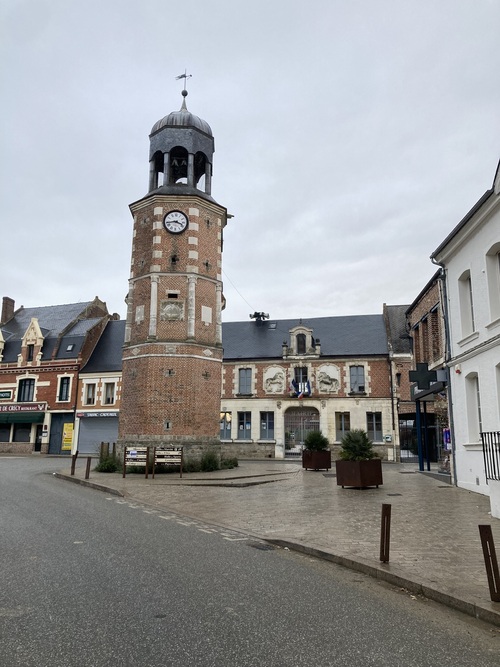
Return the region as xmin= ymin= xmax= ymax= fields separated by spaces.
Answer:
xmin=55 ymin=459 xmax=500 ymax=627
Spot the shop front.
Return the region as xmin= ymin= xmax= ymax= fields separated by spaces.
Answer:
xmin=0 ymin=402 xmax=47 ymax=453
xmin=76 ymin=411 xmax=119 ymax=455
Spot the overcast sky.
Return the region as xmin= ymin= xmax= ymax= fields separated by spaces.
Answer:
xmin=1 ymin=1 xmax=499 ymax=324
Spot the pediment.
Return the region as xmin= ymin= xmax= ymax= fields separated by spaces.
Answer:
xmin=22 ymin=317 xmax=45 ymax=346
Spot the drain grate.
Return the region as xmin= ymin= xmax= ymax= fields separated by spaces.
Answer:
xmin=387 ymin=493 xmax=402 ymax=496
xmin=247 ymin=541 xmax=275 ymax=551
xmin=323 ymin=473 xmax=336 ymax=478
xmin=438 ymin=485 xmax=452 ymax=488
xmin=399 ymin=471 xmax=416 ymax=474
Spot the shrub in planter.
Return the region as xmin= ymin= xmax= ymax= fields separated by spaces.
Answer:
xmin=338 ymin=429 xmax=377 ymax=461
xmin=95 ymin=456 xmax=120 ymax=473
xmin=302 ymin=431 xmax=331 ymax=471
xmin=304 ymin=431 xmax=329 ymax=451
xmin=336 ymin=429 xmax=382 ymax=488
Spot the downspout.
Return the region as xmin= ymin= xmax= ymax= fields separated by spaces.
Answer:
xmin=383 ymin=304 xmax=397 ymax=462
xmin=388 ymin=357 xmax=397 ymax=461
xmin=431 ymin=258 xmax=458 ymax=486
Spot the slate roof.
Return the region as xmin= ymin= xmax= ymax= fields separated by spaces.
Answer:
xmin=74 ymin=312 xmax=409 ymax=373
xmin=222 ymin=315 xmax=389 ymax=360
xmin=81 ymin=320 xmax=126 ymax=373
xmin=0 ymin=302 xmax=94 ymax=340
xmin=0 ymin=302 xmax=103 ymax=364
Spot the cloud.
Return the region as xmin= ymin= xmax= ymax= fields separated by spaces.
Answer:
xmin=0 ymin=0 xmax=498 ymax=324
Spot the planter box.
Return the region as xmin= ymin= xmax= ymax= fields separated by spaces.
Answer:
xmin=302 ymin=449 xmax=331 ymax=471
xmin=335 ymin=458 xmax=383 ymax=488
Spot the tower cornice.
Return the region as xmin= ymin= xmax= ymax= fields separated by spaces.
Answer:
xmin=129 ymin=192 xmax=227 ymax=221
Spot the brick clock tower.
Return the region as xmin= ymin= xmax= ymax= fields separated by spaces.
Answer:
xmin=119 ymin=88 xmax=228 ymax=456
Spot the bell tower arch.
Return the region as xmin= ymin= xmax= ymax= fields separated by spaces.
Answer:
xmin=119 ymin=87 xmax=228 ymax=456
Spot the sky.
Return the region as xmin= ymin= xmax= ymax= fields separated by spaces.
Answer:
xmin=1 ymin=0 xmax=499 ymax=324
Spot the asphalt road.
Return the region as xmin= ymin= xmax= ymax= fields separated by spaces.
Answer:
xmin=1 ymin=456 xmax=499 ymax=667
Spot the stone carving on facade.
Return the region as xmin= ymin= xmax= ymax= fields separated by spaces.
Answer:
xmin=135 ymin=305 xmax=144 ymax=324
xmin=317 ymin=364 xmax=340 ymax=393
xmin=160 ymin=301 xmax=184 ymax=321
xmin=263 ymin=366 xmax=286 ymax=394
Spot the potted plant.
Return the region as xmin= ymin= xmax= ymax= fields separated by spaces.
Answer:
xmin=302 ymin=430 xmax=331 ymax=471
xmin=335 ymin=429 xmax=383 ymax=488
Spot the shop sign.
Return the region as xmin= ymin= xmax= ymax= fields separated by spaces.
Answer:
xmin=76 ymin=412 xmax=118 ymax=418
xmin=0 ymin=390 xmax=12 ymax=400
xmin=0 ymin=402 xmax=46 ymax=413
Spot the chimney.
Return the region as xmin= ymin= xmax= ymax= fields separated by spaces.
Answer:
xmin=1 ymin=297 xmax=15 ymax=325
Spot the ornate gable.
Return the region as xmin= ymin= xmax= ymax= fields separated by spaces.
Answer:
xmin=18 ymin=317 xmax=44 ymax=366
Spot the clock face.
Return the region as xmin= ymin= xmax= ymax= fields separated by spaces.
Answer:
xmin=164 ymin=210 xmax=188 ymax=234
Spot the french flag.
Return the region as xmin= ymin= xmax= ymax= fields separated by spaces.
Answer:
xmin=298 ymin=381 xmax=311 ymax=399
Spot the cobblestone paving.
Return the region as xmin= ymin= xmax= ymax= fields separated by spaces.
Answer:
xmin=61 ymin=460 xmax=500 ymax=623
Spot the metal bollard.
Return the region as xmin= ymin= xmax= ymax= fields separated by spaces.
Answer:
xmin=70 ymin=451 xmax=79 ymax=476
xmin=85 ymin=457 xmax=92 ymax=480
xmin=479 ymin=525 xmax=500 ymax=602
xmin=380 ymin=503 xmax=392 ymax=563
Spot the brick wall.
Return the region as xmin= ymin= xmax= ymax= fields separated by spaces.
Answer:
xmin=407 ymin=277 xmax=445 ymax=368
xmin=122 ymin=194 xmax=226 ymax=451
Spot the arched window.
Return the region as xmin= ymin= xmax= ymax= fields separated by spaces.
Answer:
xmin=458 ymin=269 xmax=475 ymax=338
xmin=169 ymin=146 xmax=189 ymax=184
xmin=465 ymin=372 xmax=482 ymax=442
xmin=194 ymin=151 xmax=208 ymax=187
xmin=486 ymin=243 xmax=500 ymax=323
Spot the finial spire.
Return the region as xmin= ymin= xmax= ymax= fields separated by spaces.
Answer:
xmin=175 ymin=70 xmax=192 ymax=110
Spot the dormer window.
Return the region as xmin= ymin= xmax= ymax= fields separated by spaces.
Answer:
xmin=288 ymin=325 xmax=319 ymax=357
xmin=20 ymin=317 xmax=44 ymax=366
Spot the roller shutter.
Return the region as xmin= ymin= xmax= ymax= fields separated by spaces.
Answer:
xmin=78 ymin=418 xmax=118 ymax=455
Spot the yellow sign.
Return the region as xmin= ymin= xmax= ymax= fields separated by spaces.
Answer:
xmin=62 ymin=423 xmax=74 ymax=451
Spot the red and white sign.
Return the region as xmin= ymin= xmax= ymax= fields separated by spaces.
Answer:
xmin=0 ymin=403 xmax=47 ymax=413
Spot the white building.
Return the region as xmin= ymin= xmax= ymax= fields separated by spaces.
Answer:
xmin=431 ymin=160 xmax=500 ymax=504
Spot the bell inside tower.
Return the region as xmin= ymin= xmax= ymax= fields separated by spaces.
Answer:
xmin=147 ymin=89 xmax=215 ymax=195
xmin=169 ymin=146 xmax=188 ymax=184
xmin=149 ymin=147 xmax=211 ymax=193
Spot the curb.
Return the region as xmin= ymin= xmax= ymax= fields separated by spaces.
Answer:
xmin=265 ymin=538 xmax=500 ymax=628
xmin=53 ymin=472 xmax=125 ymax=497
xmin=53 ymin=472 xmax=500 ymax=628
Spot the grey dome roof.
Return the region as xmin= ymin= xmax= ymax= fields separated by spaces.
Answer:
xmin=151 ymin=94 xmax=212 ymax=137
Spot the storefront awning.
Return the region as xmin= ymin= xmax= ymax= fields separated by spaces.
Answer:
xmin=0 ymin=412 xmax=44 ymax=424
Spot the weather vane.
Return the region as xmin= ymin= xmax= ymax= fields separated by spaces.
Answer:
xmin=175 ymin=70 xmax=192 ymax=92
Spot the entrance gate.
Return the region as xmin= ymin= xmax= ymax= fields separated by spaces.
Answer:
xmin=284 ymin=407 xmax=320 ymax=458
